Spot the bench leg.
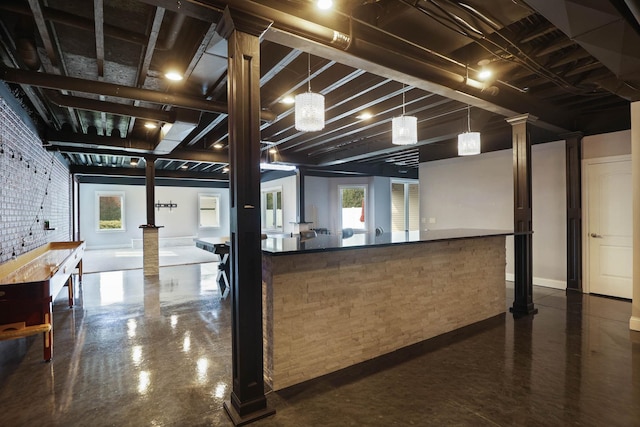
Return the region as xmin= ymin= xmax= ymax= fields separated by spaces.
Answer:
xmin=67 ymin=276 xmax=74 ymax=308
xmin=43 ymin=313 xmax=52 ymax=362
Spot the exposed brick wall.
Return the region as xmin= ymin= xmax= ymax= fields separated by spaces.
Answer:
xmin=0 ymin=98 xmax=71 ymax=263
xmin=262 ymin=236 xmax=506 ymax=390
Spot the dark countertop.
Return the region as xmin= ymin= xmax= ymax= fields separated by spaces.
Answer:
xmin=260 ymin=229 xmax=515 ymax=256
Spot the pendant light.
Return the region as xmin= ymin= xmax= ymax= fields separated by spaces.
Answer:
xmin=295 ymin=53 xmax=325 ymax=132
xmin=458 ymin=105 xmax=481 ymax=156
xmin=392 ymin=84 xmax=417 ymax=145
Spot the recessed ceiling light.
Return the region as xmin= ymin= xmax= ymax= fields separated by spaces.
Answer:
xmin=180 ymin=164 xmax=188 ymax=169
xmin=280 ymin=96 xmax=295 ymax=105
xmin=165 ymin=70 xmax=183 ymax=81
xmin=356 ymin=112 xmax=373 ymax=120
xmin=213 ymin=143 xmax=223 ymax=149
xmin=317 ymin=0 xmax=333 ymax=10
xmin=144 ymin=122 xmax=157 ymax=129
xmin=269 ymin=148 xmax=277 ymax=154
xmin=222 ymin=167 xmax=229 ymax=173
xmin=478 ymin=69 xmax=492 ymax=81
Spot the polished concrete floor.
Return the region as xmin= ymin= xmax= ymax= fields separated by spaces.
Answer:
xmin=1 ymin=263 xmax=639 ymax=426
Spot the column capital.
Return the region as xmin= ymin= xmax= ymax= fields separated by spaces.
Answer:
xmin=560 ymin=131 xmax=584 ymax=140
xmin=216 ymin=6 xmax=273 ymax=39
xmin=506 ymin=113 xmax=538 ymax=126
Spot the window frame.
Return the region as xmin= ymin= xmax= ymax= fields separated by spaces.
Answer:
xmin=261 ymin=186 xmax=283 ymax=231
xmin=95 ymin=191 xmax=126 ymax=232
xmin=198 ymin=193 xmax=221 ymax=228
xmin=338 ymin=184 xmax=367 ymax=232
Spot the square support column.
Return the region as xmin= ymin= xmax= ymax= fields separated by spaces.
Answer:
xmin=563 ymin=132 xmax=583 ymax=292
xmin=216 ymin=7 xmax=276 ymax=425
xmin=506 ymin=114 xmax=538 ymax=317
xmin=141 ymin=227 xmax=159 ymax=276
xmin=141 ymin=156 xmax=160 ymax=277
xmin=631 ymin=101 xmax=640 ymax=332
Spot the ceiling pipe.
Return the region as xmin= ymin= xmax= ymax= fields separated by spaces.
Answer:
xmin=15 ymin=37 xmax=41 ymax=70
xmin=0 ymin=66 xmax=276 ymax=121
xmin=162 ymin=13 xmax=187 ymax=51
xmin=15 ymin=19 xmax=41 ymax=70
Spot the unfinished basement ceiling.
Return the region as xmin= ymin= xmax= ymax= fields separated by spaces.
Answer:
xmin=0 ymin=0 xmax=638 ymax=181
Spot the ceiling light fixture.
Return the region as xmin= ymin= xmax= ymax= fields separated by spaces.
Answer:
xmin=130 ymin=158 xmax=139 ymax=166
xmin=392 ymin=84 xmax=417 ymax=145
xmin=478 ymin=68 xmax=492 ymax=81
xmin=458 ymin=105 xmax=481 ymax=156
xmin=165 ymin=70 xmax=184 ymax=81
xmin=213 ymin=143 xmax=223 ymax=149
xmin=144 ymin=122 xmax=157 ymax=129
xmin=165 ymin=71 xmax=183 ymax=81
xmin=260 ymin=163 xmax=297 ymax=171
xmin=295 ymin=53 xmax=324 ymax=132
xmin=280 ymin=96 xmax=295 ymax=105
xmin=317 ymin=0 xmax=333 ymax=10
xmin=356 ymin=112 xmax=373 ymax=120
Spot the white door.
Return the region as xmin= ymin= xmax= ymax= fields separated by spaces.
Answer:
xmin=587 ymin=159 xmax=632 ymax=299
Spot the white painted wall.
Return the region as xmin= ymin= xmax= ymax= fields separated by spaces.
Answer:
xmin=372 ymin=176 xmax=392 ymax=233
xmin=305 ymin=176 xmax=331 ymax=230
xmin=583 ymin=129 xmax=631 ymax=159
xmin=531 ymin=141 xmax=567 ymax=286
xmin=419 ymin=141 xmax=567 ymax=287
xmin=79 ymin=183 xmax=230 ymax=249
xmin=261 ymin=174 xmax=298 ymax=235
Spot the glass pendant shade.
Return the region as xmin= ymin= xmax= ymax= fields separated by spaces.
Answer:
xmin=295 ymin=92 xmax=325 ymax=132
xmin=457 ymin=131 xmax=481 ymax=156
xmin=392 ymin=115 xmax=418 ymax=145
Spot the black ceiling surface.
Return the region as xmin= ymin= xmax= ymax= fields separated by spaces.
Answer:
xmin=1 ymin=0 xmax=638 ymax=181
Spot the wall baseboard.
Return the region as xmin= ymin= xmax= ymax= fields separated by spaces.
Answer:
xmin=505 ymin=273 xmax=566 ymax=290
xmin=630 ymin=316 xmax=640 ymax=332
xmin=86 ymin=244 xmax=133 ymax=250
xmin=131 ymin=236 xmax=196 ymax=249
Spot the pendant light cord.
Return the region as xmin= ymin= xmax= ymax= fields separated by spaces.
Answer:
xmin=467 ymin=105 xmax=471 ymax=132
xmin=307 ymin=52 xmax=311 ymax=92
xmin=402 ymin=83 xmax=406 ymax=116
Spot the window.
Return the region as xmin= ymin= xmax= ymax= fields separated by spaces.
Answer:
xmin=339 ymin=185 xmax=366 ymax=231
xmin=199 ymin=194 xmax=220 ymax=228
xmin=391 ymin=181 xmax=419 ymax=231
xmin=96 ymin=192 xmax=125 ymax=231
xmin=262 ymin=187 xmax=283 ymax=230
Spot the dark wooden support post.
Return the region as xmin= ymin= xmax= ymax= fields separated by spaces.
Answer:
xmin=298 ymin=167 xmax=306 ymax=222
xmin=145 ymin=155 xmax=156 ymax=226
xmin=564 ymin=132 xmax=583 ymax=292
xmin=506 ymin=114 xmax=538 ymax=317
xmin=217 ymin=7 xmax=275 ymax=425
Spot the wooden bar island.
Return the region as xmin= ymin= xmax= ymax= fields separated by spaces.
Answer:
xmin=260 ymin=229 xmax=510 ymax=391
